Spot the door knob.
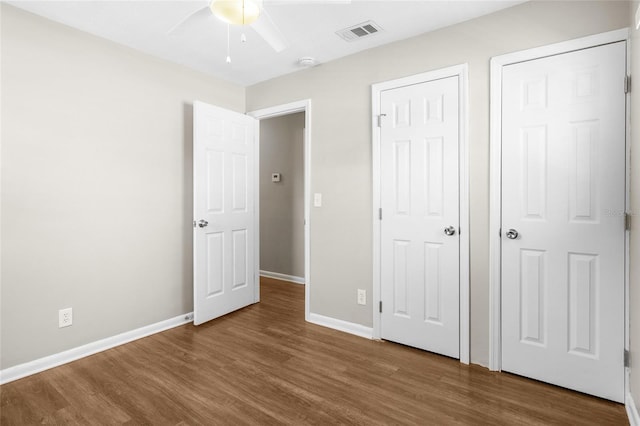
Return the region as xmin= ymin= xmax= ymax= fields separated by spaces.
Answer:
xmin=506 ymin=229 xmax=519 ymax=239
xmin=444 ymin=226 xmax=456 ymax=236
xmin=198 ymin=220 xmax=209 ymax=228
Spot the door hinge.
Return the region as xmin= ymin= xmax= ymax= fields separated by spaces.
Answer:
xmin=625 ymin=75 xmax=631 ymax=94
xmin=626 ymin=213 xmax=632 ymax=231
xmin=379 ymin=208 xmax=382 ymax=220
xmin=625 ymin=349 xmax=631 ymax=368
xmin=499 ymin=228 xmax=501 ymax=237
xmin=379 ymin=301 xmax=382 ymax=313
xmin=377 ymin=113 xmax=387 ymax=127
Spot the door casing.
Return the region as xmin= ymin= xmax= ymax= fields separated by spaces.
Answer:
xmin=248 ymin=100 xmax=312 ymax=321
xmin=488 ymin=29 xmax=631 ymax=394
xmin=372 ymin=64 xmax=470 ymax=364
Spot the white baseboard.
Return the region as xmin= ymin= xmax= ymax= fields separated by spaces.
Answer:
xmin=0 ymin=312 xmax=194 ymax=385
xmin=308 ymin=312 xmax=373 ymax=340
xmin=628 ymin=392 xmax=640 ymax=426
xmin=260 ymin=270 xmax=305 ymax=285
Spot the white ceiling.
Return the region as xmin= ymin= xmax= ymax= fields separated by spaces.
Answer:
xmin=8 ymin=0 xmax=525 ymax=86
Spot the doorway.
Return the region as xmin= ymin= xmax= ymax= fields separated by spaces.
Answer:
xmin=249 ymin=100 xmax=312 ymax=321
xmin=259 ymin=112 xmax=305 ymax=284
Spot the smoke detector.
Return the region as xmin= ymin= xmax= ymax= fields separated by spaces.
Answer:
xmin=297 ymin=57 xmax=318 ymax=68
xmin=336 ymin=21 xmax=383 ymax=42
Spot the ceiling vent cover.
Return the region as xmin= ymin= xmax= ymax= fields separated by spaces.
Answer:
xmin=336 ymin=21 xmax=383 ymax=42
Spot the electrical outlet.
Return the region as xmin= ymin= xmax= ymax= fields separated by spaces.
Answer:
xmin=59 ymin=308 xmax=73 ymax=328
xmin=357 ymin=289 xmax=366 ymax=305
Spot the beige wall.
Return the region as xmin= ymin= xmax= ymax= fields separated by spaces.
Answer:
xmin=0 ymin=5 xmax=245 ymax=369
xmin=246 ymin=1 xmax=629 ymax=366
xmin=1 ymin=1 xmax=633 ymax=374
xmin=259 ymin=113 xmax=305 ymax=278
xmin=630 ymin=0 xmax=640 ymax=409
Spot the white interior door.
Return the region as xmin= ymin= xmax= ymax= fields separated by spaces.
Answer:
xmin=380 ymin=76 xmax=460 ymax=358
xmin=193 ymin=101 xmax=258 ymax=326
xmin=501 ymin=42 xmax=626 ymax=402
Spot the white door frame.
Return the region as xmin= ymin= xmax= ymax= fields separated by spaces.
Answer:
xmin=489 ymin=29 xmax=631 ymax=378
xmin=248 ymin=99 xmax=312 ymax=322
xmin=372 ymin=64 xmax=470 ymax=364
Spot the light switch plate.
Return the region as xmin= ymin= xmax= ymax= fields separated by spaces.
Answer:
xmin=313 ymin=193 xmax=322 ymax=207
xmin=357 ymin=289 xmax=366 ymax=305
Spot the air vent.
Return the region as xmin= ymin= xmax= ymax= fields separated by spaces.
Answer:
xmin=336 ymin=21 xmax=383 ymax=42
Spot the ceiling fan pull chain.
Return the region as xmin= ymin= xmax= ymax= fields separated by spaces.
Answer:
xmin=226 ymin=23 xmax=231 ymax=64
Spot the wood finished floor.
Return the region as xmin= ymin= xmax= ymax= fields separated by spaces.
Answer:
xmin=1 ymin=277 xmax=627 ymax=425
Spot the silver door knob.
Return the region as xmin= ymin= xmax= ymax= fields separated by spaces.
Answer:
xmin=444 ymin=226 xmax=456 ymax=236
xmin=506 ymin=229 xmax=519 ymax=239
xmin=198 ymin=220 xmax=209 ymax=228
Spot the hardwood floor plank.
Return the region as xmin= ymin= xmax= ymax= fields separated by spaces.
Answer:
xmin=1 ymin=277 xmax=628 ymax=425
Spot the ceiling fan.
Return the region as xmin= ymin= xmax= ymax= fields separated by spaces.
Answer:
xmin=168 ymin=0 xmax=351 ymax=55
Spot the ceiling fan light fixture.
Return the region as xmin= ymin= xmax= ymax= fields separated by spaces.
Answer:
xmin=210 ymin=0 xmax=262 ymax=26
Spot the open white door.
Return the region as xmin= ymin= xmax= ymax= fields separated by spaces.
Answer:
xmin=193 ymin=101 xmax=258 ymax=325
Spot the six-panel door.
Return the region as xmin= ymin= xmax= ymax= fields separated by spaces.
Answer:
xmin=193 ymin=101 xmax=257 ymax=326
xmin=380 ymin=76 xmax=460 ymax=358
xmin=500 ymin=42 xmax=626 ymax=402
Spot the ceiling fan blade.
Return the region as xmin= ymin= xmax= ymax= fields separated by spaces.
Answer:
xmin=167 ymin=5 xmax=211 ymax=36
xmin=252 ymin=9 xmax=289 ymax=53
